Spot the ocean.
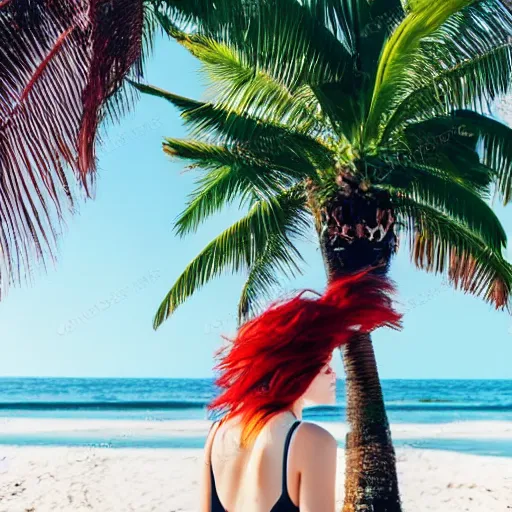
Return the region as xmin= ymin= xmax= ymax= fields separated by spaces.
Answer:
xmin=0 ymin=378 xmax=511 ymax=457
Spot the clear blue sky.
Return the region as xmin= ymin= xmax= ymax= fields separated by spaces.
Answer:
xmin=0 ymin=34 xmax=511 ymax=380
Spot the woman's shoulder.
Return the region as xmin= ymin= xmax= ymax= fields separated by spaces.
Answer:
xmin=294 ymin=422 xmax=337 ymax=478
xmin=295 ymin=421 xmax=337 ymax=448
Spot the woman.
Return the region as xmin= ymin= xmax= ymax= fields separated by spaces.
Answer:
xmin=200 ymin=267 xmax=402 ymax=511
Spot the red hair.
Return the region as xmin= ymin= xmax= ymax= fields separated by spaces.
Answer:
xmin=207 ymin=266 xmax=403 ymax=447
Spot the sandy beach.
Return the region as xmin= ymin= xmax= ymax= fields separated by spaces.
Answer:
xmin=0 ymin=446 xmax=510 ymax=511
xmin=0 ymin=419 xmax=511 ymax=511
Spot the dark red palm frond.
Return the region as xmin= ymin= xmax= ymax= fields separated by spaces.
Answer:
xmin=0 ymin=0 xmax=145 ymax=293
xmin=79 ymin=0 xmax=145 ymax=178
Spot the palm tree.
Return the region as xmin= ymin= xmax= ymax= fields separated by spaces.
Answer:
xmin=130 ymin=1 xmax=512 ymax=510
xmin=0 ymin=0 xmax=156 ymax=293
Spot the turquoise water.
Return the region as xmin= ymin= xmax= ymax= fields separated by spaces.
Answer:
xmin=0 ymin=378 xmax=510 ymax=456
xmin=0 ymin=378 xmax=510 ymax=422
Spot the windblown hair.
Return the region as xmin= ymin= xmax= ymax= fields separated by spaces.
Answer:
xmin=207 ymin=266 xmax=403 ymax=447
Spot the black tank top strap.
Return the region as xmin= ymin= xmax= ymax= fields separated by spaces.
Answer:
xmin=281 ymin=420 xmax=301 ymax=495
xmin=209 ymin=421 xmax=225 ymax=511
xmin=209 ymin=420 xmax=221 ymax=470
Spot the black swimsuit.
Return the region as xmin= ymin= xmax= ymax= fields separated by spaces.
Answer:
xmin=210 ymin=420 xmax=302 ymax=511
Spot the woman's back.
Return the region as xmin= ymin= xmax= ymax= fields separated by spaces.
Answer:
xmin=202 ymin=412 xmax=337 ymax=512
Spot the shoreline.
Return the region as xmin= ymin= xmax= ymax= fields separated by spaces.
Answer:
xmin=1 ymin=417 xmax=511 ymax=438
xmin=1 ymin=418 xmax=512 ymax=459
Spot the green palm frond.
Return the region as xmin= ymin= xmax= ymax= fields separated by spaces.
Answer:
xmin=303 ymin=0 xmax=404 ymax=49
xmin=397 ymin=110 xmax=512 ymax=204
xmin=128 ymin=81 xmax=333 ymax=168
xmin=358 ymin=0 xmax=406 ymax=97
xmin=381 ymin=45 xmax=512 ymax=142
xmin=376 ymin=2 xmax=512 ymax=142
xmin=364 ymin=0 xmax=512 ymax=144
xmin=440 ymin=110 xmax=512 ymax=205
xmin=153 ymin=186 xmax=310 ymax=328
xmin=158 ymin=0 xmax=355 ymax=131
xmin=381 ymin=164 xmax=506 ymax=250
xmin=163 ymin=138 xmax=316 ymax=176
xmin=155 ymin=0 xmax=243 ymax=33
xmin=304 ymin=0 xmax=372 ymax=53
xmin=237 ymin=228 xmax=309 ymax=323
xmin=235 ymin=0 xmax=351 ymax=90
xmin=367 ymin=0 xmax=475 ymax=135
xmin=286 ymin=1 xmax=406 ymax=134
xmin=160 ymin=0 xmax=350 ymax=88
xmin=163 ymin=139 xmax=313 ymax=236
xmin=178 ymin=35 xmax=321 ymax=126
xmin=393 ymin=194 xmax=512 ymax=310
xmin=392 ymin=115 xmax=494 ymax=192
xmin=151 ymin=28 xmax=323 ymax=129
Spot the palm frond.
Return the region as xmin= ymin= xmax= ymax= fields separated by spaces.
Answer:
xmin=153 ymin=186 xmax=310 ymax=329
xmin=237 ymin=231 xmax=308 ymax=323
xmin=0 ymin=0 xmax=144 ymax=293
xmin=395 ymin=110 xmax=512 ymax=204
xmin=303 ymin=0 xmax=371 ymax=53
xmin=162 ymin=139 xmax=313 ymax=236
xmin=128 ymin=82 xmax=333 ymax=169
xmin=305 ymin=0 xmax=405 ymax=59
xmin=377 ymin=1 xmax=512 ymax=142
xmin=364 ymin=0 xmax=512 ymax=143
xmin=381 ymin=164 xmax=506 ymax=251
xmin=78 ymin=0 xmax=146 ymax=172
xmin=156 ymin=23 xmax=329 ymax=129
xmin=158 ymin=0 xmax=355 ymax=135
xmin=437 ymin=110 xmax=512 ymax=205
xmin=381 ymin=45 xmax=512 ymax=142
xmin=358 ymin=0 xmax=406 ymax=105
xmin=163 ymin=138 xmax=318 ymax=181
xmin=155 ymin=0 xmax=248 ymax=34
xmin=161 ymin=0 xmax=351 ymax=90
xmin=100 ymin=0 xmax=159 ymax=130
xmin=309 ymin=0 xmax=406 ymax=134
xmin=391 ymin=115 xmax=495 ymax=192
xmin=393 ymin=194 xmax=512 ymax=309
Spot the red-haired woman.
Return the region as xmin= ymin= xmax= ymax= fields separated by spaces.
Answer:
xmin=200 ymin=268 xmax=402 ymax=511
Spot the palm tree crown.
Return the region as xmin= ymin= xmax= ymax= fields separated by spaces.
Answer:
xmin=133 ymin=0 xmax=512 ymax=328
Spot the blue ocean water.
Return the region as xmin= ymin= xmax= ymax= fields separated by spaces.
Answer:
xmin=0 ymin=378 xmax=511 ymax=456
xmin=0 ymin=378 xmax=510 ymax=422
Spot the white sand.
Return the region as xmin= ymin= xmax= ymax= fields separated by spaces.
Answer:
xmin=0 ymin=446 xmax=511 ymax=511
xmin=0 ymin=419 xmax=511 ymax=511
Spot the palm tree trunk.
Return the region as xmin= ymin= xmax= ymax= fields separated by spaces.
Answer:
xmin=311 ymin=176 xmax=401 ymax=511
xmin=341 ymin=332 xmax=401 ymax=512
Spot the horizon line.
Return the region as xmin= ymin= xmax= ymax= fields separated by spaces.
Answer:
xmin=0 ymin=376 xmax=510 ymax=381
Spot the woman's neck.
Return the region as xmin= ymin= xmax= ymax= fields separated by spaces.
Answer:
xmin=290 ymin=399 xmax=304 ymax=420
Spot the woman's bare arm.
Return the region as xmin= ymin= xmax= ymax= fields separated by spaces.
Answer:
xmin=298 ymin=423 xmax=338 ymax=511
